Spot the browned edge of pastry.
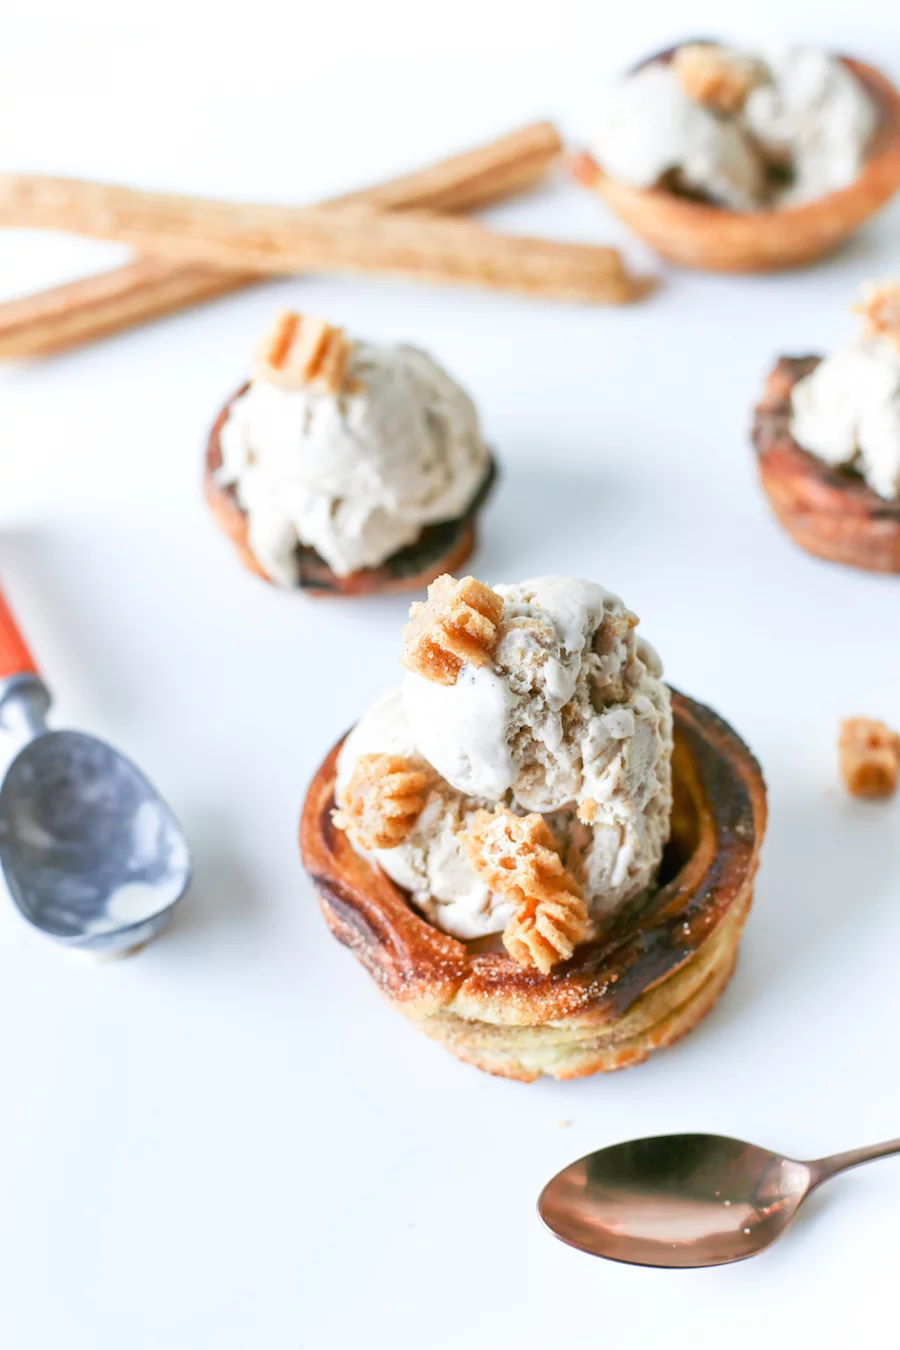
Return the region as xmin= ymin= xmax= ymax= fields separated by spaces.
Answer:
xmin=204 ymin=384 xmax=497 ymax=596
xmin=752 ymin=356 xmax=900 ymax=572
xmin=299 ymin=689 xmax=767 ymax=1078
xmin=572 ymin=55 xmax=900 ymax=272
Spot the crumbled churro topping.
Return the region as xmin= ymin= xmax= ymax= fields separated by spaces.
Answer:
xmin=463 ymin=807 xmax=590 ymax=973
xmin=401 ymin=574 xmax=504 ymax=686
xmin=253 ymin=309 xmax=353 ymax=393
xmin=839 ymin=718 xmax=900 ymax=800
xmin=673 ymin=43 xmax=766 ymax=115
xmin=333 ymin=753 xmax=432 ymax=850
xmin=854 ymin=281 xmax=900 ymax=353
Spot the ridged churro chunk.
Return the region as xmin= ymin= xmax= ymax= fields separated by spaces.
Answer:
xmin=463 ymin=807 xmax=590 ymax=973
xmin=401 ymin=574 xmax=504 ymax=685
xmin=839 ymin=718 xmax=900 ymax=800
xmin=855 ymin=280 xmax=900 ymax=353
xmin=253 ymin=309 xmax=353 ymax=393
xmin=674 ymin=44 xmax=766 ymax=115
xmin=333 ymin=753 xmax=431 ymax=850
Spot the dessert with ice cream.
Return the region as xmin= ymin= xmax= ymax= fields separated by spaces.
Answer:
xmin=205 ymin=310 xmax=495 ymax=595
xmin=301 ymin=573 xmax=767 ymax=1081
xmin=753 ymin=281 xmax=900 ymax=572
xmin=573 ymin=42 xmax=900 ymax=272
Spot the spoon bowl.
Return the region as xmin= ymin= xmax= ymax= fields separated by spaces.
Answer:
xmin=0 ymin=726 xmax=191 ymax=954
xmin=539 ymin=1133 xmax=813 ymax=1268
xmin=0 ymin=578 xmax=191 ymax=955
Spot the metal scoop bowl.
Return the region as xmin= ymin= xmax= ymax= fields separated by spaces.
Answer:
xmin=0 ymin=586 xmax=190 ymax=955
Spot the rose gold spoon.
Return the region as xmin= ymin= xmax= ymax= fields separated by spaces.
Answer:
xmin=538 ymin=1132 xmax=900 ymax=1268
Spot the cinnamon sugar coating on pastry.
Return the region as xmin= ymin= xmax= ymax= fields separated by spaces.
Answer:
xmin=464 ymin=807 xmax=590 ymax=973
xmin=401 ymin=574 xmax=504 ymax=685
xmin=854 ymin=280 xmax=900 ymax=353
xmin=673 ymin=44 xmax=766 ymax=115
xmin=839 ymin=718 xmax=900 ymax=799
xmin=333 ymin=753 xmax=432 ymax=850
xmin=253 ymin=309 xmax=353 ymax=393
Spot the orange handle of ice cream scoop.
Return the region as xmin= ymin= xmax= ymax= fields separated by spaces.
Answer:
xmin=0 ymin=584 xmax=38 ymax=680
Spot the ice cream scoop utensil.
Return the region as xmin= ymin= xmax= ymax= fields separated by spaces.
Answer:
xmin=0 ymin=582 xmax=190 ymax=953
xmin=538 ymin=1131 xmax=900 ymax=1268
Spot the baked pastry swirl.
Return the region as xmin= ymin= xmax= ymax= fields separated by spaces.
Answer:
xmin=753 ymin=345 xmax=900 ymax=573
xmin=302 ymin=691 xmax=766 ymax=1080
xmin=300 ymin=575 xmax=766 ymax=1080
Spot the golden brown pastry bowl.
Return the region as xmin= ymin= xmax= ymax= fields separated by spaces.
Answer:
xmin=300 ymin=690 xmax=767 ymax=1082
xmin=205 ymin=385 xmax=496 ymax=597
xmin=753 ymin=356 xmax=900 ymax=573
xmin=573 ymin=56 xmax=900 ymax=273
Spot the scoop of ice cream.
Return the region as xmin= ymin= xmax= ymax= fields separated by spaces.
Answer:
xmin=790 ymin=337 xmax=900 ymax=501
xmin=592 ymin=59 xmax=766 ymax=209
xmin=744 ymin=48 xmax=876 ymax=205
xmin=217 ymin=339 xmax=490 ymax=583
xmin=592 ymin=44 xmax=876 ymax=211
xmin=403 ymin=576 xmax=669 ymax=811
xmin=336 ymin=577 xmax=673 ymax=942
xmin=336 ymin=690 xmax=512 ymax=940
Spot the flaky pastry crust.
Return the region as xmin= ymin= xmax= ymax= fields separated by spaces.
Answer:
xmin=463 ymin=808 xmax=590 ymax=973
xmin=752 ymin=356 xmax=900 ymax=572
xmin=573 ymin=53 xmax=900 ymax=272
xmin=204 ymin=385 xmax=497 ymax=595
xmin=401 ymin=575 xmax=504 ymax=684
xmin=300 ymin=690 xmax=767 ymax=1081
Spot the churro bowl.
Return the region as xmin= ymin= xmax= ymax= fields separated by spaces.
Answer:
xmin=574 ymin=55 xmax=900 ymax=273
xmin=300 ymin=690 xmax=767 ymax=1082
xmin=753 ymin=357 xmax=900 ymax=573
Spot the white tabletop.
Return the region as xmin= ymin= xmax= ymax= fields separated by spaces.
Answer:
xmin=0 ymin=4 xmax=899 ymax=1347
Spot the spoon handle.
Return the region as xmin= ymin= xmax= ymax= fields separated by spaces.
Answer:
xmin=0 ymin=583 xmax=38 ymax=681
xmin=808 ymin=1136 xmax=900 ymax=1187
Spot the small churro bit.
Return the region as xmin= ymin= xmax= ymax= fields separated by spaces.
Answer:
xmin=253 ymin=309 xmax=353 ymax=393
xmin=839 ymin=718 xmax=900 ymax=800
xmin=674 ymin=44 xmax=766 ymax=115
xmin=577 ymin=798 xmax=598 ymax=825
xmin=854 ymin=281 xmax=900 ymax=353
xmin=333 ymin=753 xmax=432 ymax=850
xmin=401 ymin=574 xmax=504 ymax=686
xmin=463 ymin=807 xmax=590 ymax=974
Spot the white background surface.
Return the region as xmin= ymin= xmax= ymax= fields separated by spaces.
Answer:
xmin=0 ymin=2 xmax=899 ymax=1347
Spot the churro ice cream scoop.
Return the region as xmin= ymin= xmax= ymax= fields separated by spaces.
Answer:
xmin=335 ymin=575 xmax=673 ymax=956
xmin=790 ymin=281 xmax=900 ymax=501
xmin=593 ymin=43 xmax=877 ymax=210
xmin=207 ymin=310 xmax=494 ymax=593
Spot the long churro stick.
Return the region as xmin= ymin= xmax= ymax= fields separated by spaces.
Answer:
xmin=0 ymin=123 xmax=568 ymax=359
xmin=0 ymin=173 xmax=632 ymax=302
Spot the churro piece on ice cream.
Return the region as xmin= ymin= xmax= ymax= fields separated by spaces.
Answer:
xmin=401 ymin=575 xmax=504 ymax=685
xmin=333 ymin=753 xmax=432 ymax=851
xmin=673 ymin=44 xmax=766 ymax=115
xmin=253 ymin=310 xmax=353 ymax=394
xmin=463 ymin=807 xmax=590 ymax=973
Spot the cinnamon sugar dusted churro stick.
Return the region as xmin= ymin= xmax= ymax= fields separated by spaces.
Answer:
xmin=0 ymin=122 xmax=565 ymax=359
xmin=0 ymin=259 xmax=251 ymax=359
xmin=0 ymin=175 xmax=633 ymax=302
